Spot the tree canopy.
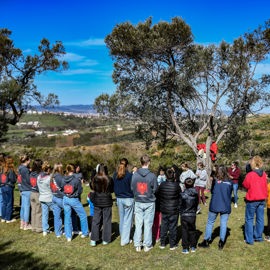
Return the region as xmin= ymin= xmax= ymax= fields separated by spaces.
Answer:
xmin=104 ymin=17 xmax=270 ymax=173
xmin=0 ymin=28 xmax=68 ymax=139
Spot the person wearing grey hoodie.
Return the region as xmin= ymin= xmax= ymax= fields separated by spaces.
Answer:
xmin=131 ymin=155 xmax=157 ymax=252
xmin=37 ymin=161 xmax=54 ymax=236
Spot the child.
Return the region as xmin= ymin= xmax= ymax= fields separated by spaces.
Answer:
xmin=156 ymin=168 xmax=181 ymax=250
xmin=179 ymin=178 xmax=199 ymax=254
xmin=265 ymin=172 xmax=270 ymax=242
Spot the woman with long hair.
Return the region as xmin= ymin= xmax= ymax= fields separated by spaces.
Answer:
xmin=18 ymin=155 xmax=32 ymax=230
xmin=37 ymin=161 xmax=54 ymax=236
xmin=198 ymin=165 xmax=232 ymax=250
xmin=30 ymin=159 xmax=43 ymax=233
xmin=0 ymin=156 xmax=17 ymax=223
xmin=113 ymin=158 xmax=134 ymax=246
xmin=90 ymin=164 xmax=114 ymax=246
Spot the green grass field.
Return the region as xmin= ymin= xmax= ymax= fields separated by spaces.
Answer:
xmin=0 ymin=187 xmax=269 ymax=270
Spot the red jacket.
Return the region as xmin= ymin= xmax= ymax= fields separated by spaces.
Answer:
xmin=228 ymin=167 xmax=241 ymax=184
xmin=242 ymin=170 xmax=268 ymax=201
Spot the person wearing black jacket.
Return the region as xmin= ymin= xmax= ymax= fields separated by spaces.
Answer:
xmin=90 ymin=164 xmax=114 ymax=246
xmin=179 ymin=178 xmax=199 ymax=254
xmin=156 ymin=168 xmax=181 ymax=250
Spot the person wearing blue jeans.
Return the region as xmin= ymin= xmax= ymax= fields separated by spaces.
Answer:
xmin=131 ymin=155 xmax=158 ymax=252
xmin=63 ymin=196 xmax=88 ymax=240
xmin=242 ymin=156 xmax=268 ymax=245
xmin=41 ymin=201 xmax=54 ymax=234
xmin=198 ymin=165 xmax=232 ymax=250
xmin=113 ymin=158 xmax=134 ymax=246
xmin=244 ymin=201 xmax=265 ymax=244
xmin=18 ymin=155 xmax=32 ymax=230
xmin=20 ymin=191 xmax=31 ymax=227
xmin=37 ymin=161 xmax=56 ymax=236
xmin=228 ymin=161 xmax=241 ymax=208
xmin=62 ymin=164 xmax=88 ymax=242
xmin=117 ymin=197 xmax=134 ymax=245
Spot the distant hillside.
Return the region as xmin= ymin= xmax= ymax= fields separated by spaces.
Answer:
xmin=35 ymin=104 xmax=96 ymax=114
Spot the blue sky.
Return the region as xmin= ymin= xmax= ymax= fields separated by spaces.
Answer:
xmin=1 ymin=0 xmax=270 ymax=105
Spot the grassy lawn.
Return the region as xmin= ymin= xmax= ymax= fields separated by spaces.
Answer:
xmin=0 ymin=187 xmax=269 ymax=270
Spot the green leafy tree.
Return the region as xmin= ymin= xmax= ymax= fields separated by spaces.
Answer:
xmin=0 ymin=28 xmax=68 ymax=140
xmin=94 ymin=93 xmax=110 ymax=116
xmin=105 ymin=17 xmax=270 ymax=176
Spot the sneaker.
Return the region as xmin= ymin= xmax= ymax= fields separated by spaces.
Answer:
xmin=67 ymin=238 xmax=72 ymax=242
xmin=43 ymin=232 xmax=48 ymax=236
xmin=144 ymin=246 xmax=153 ymax=252
xmin=90 ymin=240 xmax=96 ymax=247
xmin=198 ymin=239 xmax=210 ymax=248
xmin=1 ymin=219 xmax=6 ymax=223
xmin=196 ymin=207 xmax=201 ymax=215
xmin=264 ymin=236 xmax=270 ymax=242
xmin=170 ymin=246 xmax=178 ymax=251
xmin=23 ymin=224 xmax=32 ymax=230
xmin=135 ymin=246 xmax=141 ymax=252
xmin=81 ymin=234 xmax=89 ymax=239
xmin=72 ymin=231 xmax=82 ymax=235
xmin=234 ymin=203 xmax=238 ymax=208
xmin=102 ymin=241 xmax=109 ymax=245
xmin=191 ymin=247 xmax=196 ymax=253
xmin=159 ymin=245 xmax=166 ymax=249
xmin=6 ymin=219 xmax=17 ymax=223
xmin=182 ymin=249 xmax=189 ymax=254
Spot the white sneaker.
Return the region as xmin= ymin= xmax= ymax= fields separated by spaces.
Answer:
xmin=81 ymin=234 xmax=89 ymax=238
xmin=67 ymin=238 xmax=72 ymax=242
xmin=144 ymin=246 xmax=153 ymax=252
xmin=1 ymin=219 xmax=6 ymax=223
xmin=234 ymin=203 xmax=238 ymax=208
xmin=6 ymin=219 xmax=16 ymax=223
xmin=135 ymin=246 xmax=141 ymax=252
xmin=72 ymin=231 xmax=82 ymax=235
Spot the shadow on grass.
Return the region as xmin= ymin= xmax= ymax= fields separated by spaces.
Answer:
xmin=0 ymin=240 xmax=61 ymax=270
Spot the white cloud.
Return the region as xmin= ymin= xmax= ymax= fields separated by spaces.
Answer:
xmin=62 ymin=69 xmax=97 ymax=75
xmin=77 ymin=59 xmax=99 ymax=67
xmin=65 ymin=38 xmax=105 ymax=47
xmin=63 ymin=52 xmax=85 ymax=62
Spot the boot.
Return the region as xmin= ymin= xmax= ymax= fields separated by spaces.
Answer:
xmin=198 ymin=239 xmax=210 ymax=248
xmin=218 ymin=239 xmax=225 ymax=250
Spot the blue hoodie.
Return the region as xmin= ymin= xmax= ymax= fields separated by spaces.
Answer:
xmin=18 ymin=165 xmax=31 ymax=191
xmin=62 ymin=174 xmax=81 ymax=198
xmin=50 ymin=173 xmax=65 ymax=198
xmin=209 ymin=179 xmax=233 ymax=214
xmin=131 ymin=168 xmax=157 ymax=203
